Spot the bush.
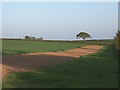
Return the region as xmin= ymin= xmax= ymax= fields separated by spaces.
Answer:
xmin=114 ymin=31 xmax=120 ymax=50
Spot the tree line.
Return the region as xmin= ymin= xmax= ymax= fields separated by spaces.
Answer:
xmin=24 ymin=31 xmax=120 ymax=50
xmin=24 ymin=36 xmax=43 ymax=40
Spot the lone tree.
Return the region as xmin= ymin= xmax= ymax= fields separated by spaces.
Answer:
xmin=76 ymin=32 xmax=91 ymax=41
xmin=25 ymin=36 xmax=30 ymax=39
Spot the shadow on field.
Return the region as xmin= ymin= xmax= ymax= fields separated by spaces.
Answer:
xmin=2 ymin=55 xmax=75 ymax=70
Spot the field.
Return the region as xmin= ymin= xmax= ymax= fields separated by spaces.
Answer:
xmin=2 ymin=39 xmax=118 ymax=88
xmin=2 ymin=40 xmax=85 ymax=55
xmin=2 ymin=39 xmax=113 ymax=56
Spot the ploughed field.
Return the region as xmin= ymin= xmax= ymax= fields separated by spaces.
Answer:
xmin=2 ymin=39 xmax=85 ymax=78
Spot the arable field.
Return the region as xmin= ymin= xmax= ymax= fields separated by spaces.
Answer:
xmin=2 ymin=39 xmax=118 ymax=88
xmin=2 ymin=45 xmax=118 ymax=88
xmin=2 ymin=40 xmax=85 ymax=55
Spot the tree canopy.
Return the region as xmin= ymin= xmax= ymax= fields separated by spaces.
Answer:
xmin=25 ymin=36 xmax=30 ymax=39
xmin=76 ymin=32 xmax=91 ymax=41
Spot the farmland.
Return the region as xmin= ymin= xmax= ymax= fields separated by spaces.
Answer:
xmin=2 ymin=39 xmax=118 ymax=88
xmin=2 ymin=39 xmax=113 ymax=56
xmin=1 ymin=2 xmax=118 ymax=89
xmin=2 ymin=40 xmax=85 ymax=55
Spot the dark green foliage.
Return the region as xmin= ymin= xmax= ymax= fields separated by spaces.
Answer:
xmin=24 ymin=36 xmax=30 ymax=40
xmin=76 ymin=32 xmax=91 ymax=41
xmin=114 ymin=31 xmax=120 ymax=49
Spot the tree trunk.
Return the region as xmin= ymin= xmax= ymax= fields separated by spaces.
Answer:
xmin=83 ymin=38 xmax=85 ymax=42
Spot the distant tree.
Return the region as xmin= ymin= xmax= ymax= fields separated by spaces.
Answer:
xmin=37 ymin=37 xmax=43 ymax=41
xmin=25 ymin=36 xmax=30 ymax=39
xmin=76 ymin=32 xmax=91 ymax=41
xmin=30 ymin=36 xmax=36 ymax=40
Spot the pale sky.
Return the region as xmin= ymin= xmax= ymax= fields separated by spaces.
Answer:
xmin=2 ymin=2 xmax=118 ymax=40
xmin=2 ymin=0 xmax=119 ymax=2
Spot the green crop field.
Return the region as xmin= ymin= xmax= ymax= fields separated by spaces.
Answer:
xmin=2 ymin=45 xmax=118 ymax=88
xmin=2 ymin=40 xmax=85 ymax=55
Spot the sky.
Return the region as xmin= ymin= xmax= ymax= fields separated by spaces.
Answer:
xmin=118 ymin=2 xmax=120 ymax=31
xmin=1 ymin=2 xmax=118 ymax=40
xmin=1 ymin=0 xmax=119 ymax=2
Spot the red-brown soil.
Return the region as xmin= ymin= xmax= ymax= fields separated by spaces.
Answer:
xmin=22 ymin=45 xmax=103 ymax=58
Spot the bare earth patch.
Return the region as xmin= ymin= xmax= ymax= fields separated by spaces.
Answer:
xmin=2 ymin=45 xmax=103 ymax=79
xmin=22 ymin=45 xmax=103 ymax=58
xmin=0 ymin=64 xmax=30 ymax=79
